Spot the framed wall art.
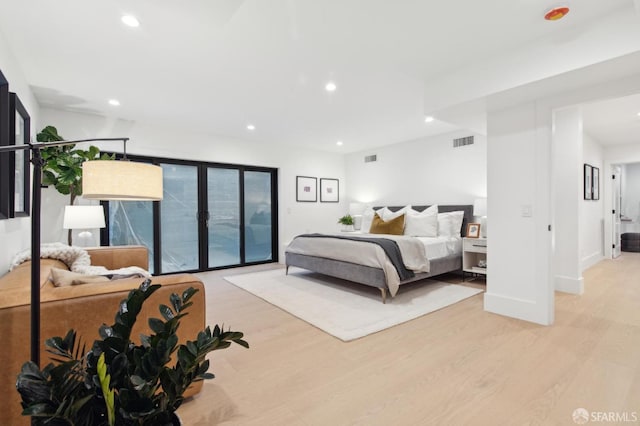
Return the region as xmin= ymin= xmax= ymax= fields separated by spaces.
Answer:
xmin=9 ymin=93 xmax=30 ymax=217
xmin=320 ymin=178 xmax=339 ymax=203
xmin=583 ymin=164 xmax=592 ymax=200
xmin=0 ymin=69 xmax=10 ymax=219
xmin=591 ymin=166 xmax=599 ymax=201
xmin=296 ymin=176 xmax=317 ymax=202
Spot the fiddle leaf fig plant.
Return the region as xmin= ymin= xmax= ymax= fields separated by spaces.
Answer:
xmin=37 ymin=125 xmax=114 ymax=244
xmin=16 ymin=280 xmax=248 ymax=426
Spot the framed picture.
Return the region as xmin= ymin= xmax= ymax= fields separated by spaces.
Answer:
xmin=0 ymin=69 xmax=10 ymax=219
xmin=320 ymin=178 xmax=339 ymax=203
xmin=592 ymin=166 xmax=599 ymax=201
xmin=9 ymin=93 xmax=30 ymax=217
xmin=466 ymin=223 xmax=481 ymax=238
xmin=583 ymin=164 xmax=592 ymax=200
xmin=296 ymin=176 xmax=317 ymax=202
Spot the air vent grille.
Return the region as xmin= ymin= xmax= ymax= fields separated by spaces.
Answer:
xmin=364 ymin=154 xmax=377 ymax=163
xmin=453 ymin=136 xmax=474 ymax=148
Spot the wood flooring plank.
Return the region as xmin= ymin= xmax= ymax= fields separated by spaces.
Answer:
xmin=176 ymin=254 xmax=640 ymax=425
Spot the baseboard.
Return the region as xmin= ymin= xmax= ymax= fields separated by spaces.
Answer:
xmin=555 ymin=275 xmax=584 ymax=295
xmin=484 ymin=293 xmax=552 ymax=325
xmin=581 ymin=252 xmax=604 ymax=272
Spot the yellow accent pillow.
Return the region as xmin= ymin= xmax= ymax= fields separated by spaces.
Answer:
xmin=369 ymin=213 xmax=405 ymax=235
xmin=49 ymin=268 xmax=110 ymax=287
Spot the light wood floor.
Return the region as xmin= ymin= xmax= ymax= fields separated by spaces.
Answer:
xmin=177 ymin=254 xmax=640 ymax=425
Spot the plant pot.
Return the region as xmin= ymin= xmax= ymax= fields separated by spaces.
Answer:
xmin=341 ymin=224 xmax=355 ymax=232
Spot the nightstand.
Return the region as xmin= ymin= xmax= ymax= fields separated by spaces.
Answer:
xmin=462 ymin=237 xmax=487 ymax=281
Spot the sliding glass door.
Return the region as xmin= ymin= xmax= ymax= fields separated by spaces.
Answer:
xmin=102 ymin=155 xmax=277 ymax=274
xmin=207 ymin=168 xmax=240 ymax=268
xmin=160 ymin=163 xmax=199 ymax=273
xmin=244 ymin=171 xmax=273 ymax=262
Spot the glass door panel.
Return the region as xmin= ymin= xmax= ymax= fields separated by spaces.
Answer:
xmin=107 ymin=200 xmax=155 ymax=274
xmin=207 ymin=168 xmax=240 ymax=267
xmin=160 ymin=163 xmax=199 ymax=272
xmin=244 ymin=171 xmax=272 ymax=262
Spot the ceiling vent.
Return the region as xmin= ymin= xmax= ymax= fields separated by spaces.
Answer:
xmin=453 ymin=136 xmax=474 ymax=148
xmin=364 ymin=154 xmax=377 ymax=163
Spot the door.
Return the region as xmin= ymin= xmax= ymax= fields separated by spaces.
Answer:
xmin=103 ymin=156 xmax=278 ymax=273
xmin=207 ymin=167 xmax=241 ymax=268
xmin=612 ymin=165 xmax=622 ymax=258
xmin=160 ymin=163 xmax=199 ymax=273
xmin=244 ymin=170 xmax=274 ymax=263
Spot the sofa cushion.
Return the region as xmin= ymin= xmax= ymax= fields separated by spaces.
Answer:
xmin=49 ymin=268 xmax=110 ymax=287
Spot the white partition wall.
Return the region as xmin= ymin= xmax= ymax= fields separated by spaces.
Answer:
xmin=552 ymin=107 xmax=584 ymax=294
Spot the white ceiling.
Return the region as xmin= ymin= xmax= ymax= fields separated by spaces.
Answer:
xmin=0 ymin=0 xmax=638 ymax=153
xmin=583 ymin=93 xmax=640 ymax=146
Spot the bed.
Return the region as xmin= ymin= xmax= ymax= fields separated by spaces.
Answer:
xmin=285 ymin=204 xmax=473 ymax=303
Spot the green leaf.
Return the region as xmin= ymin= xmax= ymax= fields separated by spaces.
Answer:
xmin=159 ymin=304 xmax=175 ymax=321
xmin=149 ymin=318 xmax=165 ymax=334
xmin=97 ymin=353 xmax=116 ymax=426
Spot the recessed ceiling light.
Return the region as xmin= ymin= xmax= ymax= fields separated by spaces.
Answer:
xmin=336 ymin=141 xmax=343 ymax=146
xmin=108 ymin=99 xmax=120 ymax=106
xmin=544 ymin=6 xmax=569 ymax=21
xmin=325 ymin=81 xmax=337 ymax=92
xmin=424 ymin=116 xmax=435 ymax=123
xmin=247 ymin=124 xmax=255 ymax=131
xmin=121 ymin=15 xmax=140 ymax=27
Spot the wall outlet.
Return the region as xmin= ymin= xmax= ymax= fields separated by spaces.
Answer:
xmin=521 ymin=204 xmax=532 ymax=217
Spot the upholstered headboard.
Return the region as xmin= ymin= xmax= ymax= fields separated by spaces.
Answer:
xmin=374 ymin=205 xmax=474 ymax=236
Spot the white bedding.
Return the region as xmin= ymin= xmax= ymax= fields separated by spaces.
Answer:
xmin=349 ymin=232 xmax=462 ymax=260
xmin=415 ymin=236 xmax=462 ymax=260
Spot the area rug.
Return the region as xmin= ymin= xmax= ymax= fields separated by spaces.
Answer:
xmin=223 ymin=268 xmax=483 ymax=341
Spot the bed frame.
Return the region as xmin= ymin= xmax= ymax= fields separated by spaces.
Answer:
xmin=285 ymin=205 xmax=474 ymax=303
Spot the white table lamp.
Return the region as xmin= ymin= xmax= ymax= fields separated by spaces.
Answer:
xmin=63 ymin=205 xmax=106 ymax=246
xmin=473 ymin=198 xmax=487 ymax=238
xmin=349 ymin=202 xmax=365 ymax=230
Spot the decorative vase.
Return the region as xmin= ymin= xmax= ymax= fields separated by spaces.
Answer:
xmin=341 ymin=224 xmax=354 ymax=232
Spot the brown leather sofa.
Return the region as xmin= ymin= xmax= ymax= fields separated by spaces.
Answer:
xmin=0 ymin=246 xmax=206 ymax=426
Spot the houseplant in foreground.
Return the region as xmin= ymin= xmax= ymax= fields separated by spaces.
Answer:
xmin=16 ymin=280 xmax=248 ymax=425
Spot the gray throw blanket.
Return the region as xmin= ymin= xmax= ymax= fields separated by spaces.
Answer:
xmin=296 ymin=233 xmax=415 ymax=281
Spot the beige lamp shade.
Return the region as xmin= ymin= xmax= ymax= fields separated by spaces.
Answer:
xmin=82 ymin=160 xmax=163 ymax=201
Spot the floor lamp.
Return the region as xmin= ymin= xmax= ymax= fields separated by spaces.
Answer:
xmin=0 ymin=138 xmax=163 ymax=367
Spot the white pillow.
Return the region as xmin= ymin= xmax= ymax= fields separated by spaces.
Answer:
xmin=437 ymin=211 xmax=464 ymax=237
xmin=382 ymin=205 xmax=410 ymax=221
xmin=360 ymin=207 xmax=384 ymax=233
xmin=404 ymin=205 xmax=438 ymax=237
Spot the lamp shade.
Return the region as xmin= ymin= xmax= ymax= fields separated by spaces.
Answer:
xmin=82 ymin=160 xmax=163 ymax=201
xmin=473 ymin=198 xmax=487 ymax=217
xmin=349 ymin=203 xmax=365 ymax=216
xmin=63 ymin=205 xmax=106 ymax=229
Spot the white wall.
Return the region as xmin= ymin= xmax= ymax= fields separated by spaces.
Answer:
xmin=580 ymin=132 xmax=604 ymax=270
xmin=38 ymin=108 xmax=347 ymax=264
xmin=552 ymin=107 xmax=583 ymax=294
xmin=0 ymin=29 xmax=40 ymax=273
xmin=485 ymin=101 xmax=553 ymax=325
xmin=345 ymin=130 xmax=486 ymax=206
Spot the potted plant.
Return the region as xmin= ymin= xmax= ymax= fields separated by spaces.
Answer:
xmin=37 ymin=125 xmax=114 ymax=244
xmin=16 ymin=280 xmax=248 ymax=426
xmin=338 ymin=214 xmax=355 ymax=232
